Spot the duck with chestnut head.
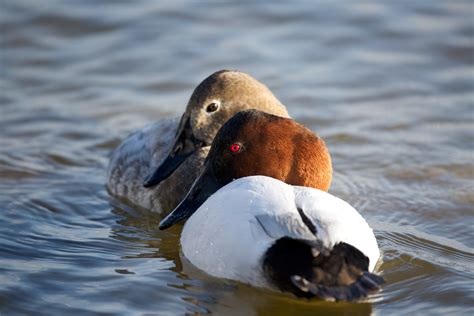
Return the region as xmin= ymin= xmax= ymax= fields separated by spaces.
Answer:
xmin=160 ymin=110 xmax=383 ymax=301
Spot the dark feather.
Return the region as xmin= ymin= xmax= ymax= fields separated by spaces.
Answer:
xmin=296 ymin=207 xmax=317 ymax=235
xmin=262 ymin=237 xmax=384 ymax=301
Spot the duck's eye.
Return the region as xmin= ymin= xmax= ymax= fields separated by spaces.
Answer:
xmin=230 ymin=143 xmax=241 ymax=153
xmin=206 ymin=102 xmax=219 ymax=113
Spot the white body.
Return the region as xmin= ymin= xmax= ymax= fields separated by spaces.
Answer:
xmin=181 ymin=176 xmax=380 ymax=289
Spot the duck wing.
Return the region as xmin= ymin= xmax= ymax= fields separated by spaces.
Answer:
xmin=107 ymin=119 xmax=177 ymax=209
xmin=255 ymin=212 xmax=317 ymax=243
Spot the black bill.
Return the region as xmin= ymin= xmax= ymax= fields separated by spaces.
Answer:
xmin=158 ymin=167 xmax=222 ymax=230
xmin=143 ymin=117 xmax=205 ymax=188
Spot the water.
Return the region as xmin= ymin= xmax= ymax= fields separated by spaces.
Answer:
xmin=1 ymin=0 xmax=473 ymax=315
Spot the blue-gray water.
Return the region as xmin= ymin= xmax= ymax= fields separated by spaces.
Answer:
xmin=1 ymin=1 xmax=473 ymax=315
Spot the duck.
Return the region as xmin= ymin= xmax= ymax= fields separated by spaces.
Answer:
xmin=159 ymin=110 xmax=383 ymax=301
xmin=106 ymin=70 xmax=290 ymax=213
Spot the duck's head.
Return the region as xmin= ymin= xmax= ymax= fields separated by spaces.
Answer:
xmin=159 ymin=109 xmax=332 ymax=230
xmin=143 ymin=70 xmax=289 ymax=187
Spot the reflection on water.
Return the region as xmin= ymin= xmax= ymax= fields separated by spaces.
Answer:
xmin=1 ymin=0 xmax=473 ymax=315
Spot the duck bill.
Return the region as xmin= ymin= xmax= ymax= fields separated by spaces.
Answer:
xmin=159 ymin=167 xmax=222 ymax=230
xmin=143 ymin=116 xmax=204 ymax=188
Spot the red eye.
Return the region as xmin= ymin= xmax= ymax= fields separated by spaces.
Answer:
xmin=230 ymin=143 xmax=241 ymax=153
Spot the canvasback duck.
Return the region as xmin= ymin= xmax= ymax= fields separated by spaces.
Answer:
xmin=106 ymin=70 xmax=289 ymax=213
xmin=159 ymin=110 xmax=383 ymax=301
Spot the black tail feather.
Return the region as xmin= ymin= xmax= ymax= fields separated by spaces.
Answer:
xmin=262 ymin=237 xmax=384 ymax=301
xmin=291 ymin=271 xmax=384 ymax=301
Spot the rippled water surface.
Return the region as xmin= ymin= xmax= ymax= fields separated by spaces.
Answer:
xmin=1 ymin=1 xmax=473 ymax=315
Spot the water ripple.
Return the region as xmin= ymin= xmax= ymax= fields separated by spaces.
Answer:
xmin=1 ymin=0 xmax=473 ymax=315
